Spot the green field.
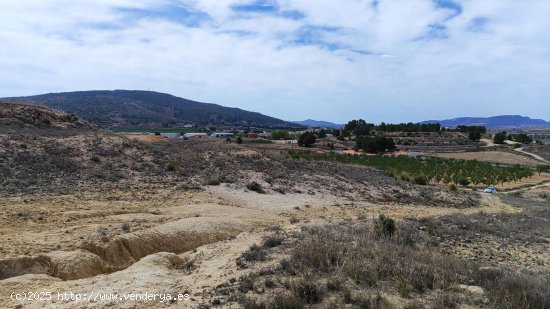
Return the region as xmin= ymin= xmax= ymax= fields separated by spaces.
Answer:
xmin=288 ymin=150 xmax=534 ymax=187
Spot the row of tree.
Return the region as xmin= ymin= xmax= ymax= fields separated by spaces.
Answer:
xmin=377 ymin=122 xmax=441 ymax=132
xmin=288 ymin=151 xmax=535 ymax=187
xmin=493 ymin=131 xmax=533 ymax=145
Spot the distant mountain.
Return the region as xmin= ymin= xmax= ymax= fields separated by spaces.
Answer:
xmin=291 ymin=119 xmax=344 ymax=128
xmin=420 ymin=115 xmax=550 ymax=128
xmin=3 ymin=90 xmax=303 ymax=129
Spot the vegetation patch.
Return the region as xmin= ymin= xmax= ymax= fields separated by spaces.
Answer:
xmin=246 ymin=182 xmax=264 ymax=193
xmin=288 ymin=150 xmax=534 ymax=187
xmin=232 ymin=215 xmax=549 ymax=309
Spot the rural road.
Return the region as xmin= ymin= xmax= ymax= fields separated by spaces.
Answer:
xmin=480 ymin=138 xmax=495 ymax=147
xmin=505 ymin=181 xmax=550 ymax=194
xmin=514 ymin=148 xmax=550 ymax=164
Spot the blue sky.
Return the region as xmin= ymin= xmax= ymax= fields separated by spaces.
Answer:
xmin=0 ymin=0 xmax=549 ymax=123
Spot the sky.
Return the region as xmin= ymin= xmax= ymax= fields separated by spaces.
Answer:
xmin=0 ymin=0 xmax=549 ymax=123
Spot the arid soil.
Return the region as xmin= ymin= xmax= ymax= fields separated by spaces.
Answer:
xmin=523 ymin=145 xmax=550 ymax=162
xmin=2 ymin=186 xmax=546 ymax=308
xmin=434 ymin=151 xmax=542 ymax=166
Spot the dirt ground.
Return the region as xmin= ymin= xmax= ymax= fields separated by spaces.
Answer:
xmin=1 ymin=184 xmax=547 ymax=308
xmin=434 ymin=151 xmax=542 ymax=166
xmin=125 ymin=134 xmax=168 ymax=142
xmin=492 ymin=173 xmax=550 ymax=190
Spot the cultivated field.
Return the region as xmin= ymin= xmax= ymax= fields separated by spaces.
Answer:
xmin=434 ymin=151 xmax=542 ymax=166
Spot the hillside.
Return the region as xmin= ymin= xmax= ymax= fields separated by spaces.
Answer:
xmin=291 ymin=119 xmax=343 ymax=128
xmin=0 ymin=101 xmax=94 ymax=131
xmin=4 ymin=90 xmax=303 ymax=129
xmin=421 ymin=115 xmax=550 ymax=128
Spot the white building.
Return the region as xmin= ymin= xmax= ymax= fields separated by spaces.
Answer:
xmin=211 ymin=132 xmax=234 ymax=138
xmin=183 ymin=133 xmax=208 ymax=139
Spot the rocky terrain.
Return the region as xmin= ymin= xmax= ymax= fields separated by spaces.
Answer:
xmin=0 ymin=102 xmax=93 ymax=131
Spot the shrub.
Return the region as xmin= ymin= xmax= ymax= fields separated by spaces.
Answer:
xmin=399 ymin=173 xmax=410 ymax=182
xmin=236 ymin=137 xmax=243 ymax=144
xmin=264 ymin=278 xmax=276 ymax=289
xmin=326 ymin=277 xmax=343 ymax=291
xmin=272 ymin=293 xmax=305 ymax=309
xmin=448 ymin=183 xmax=457 ymax=191
xmin=479 ymin=270 xmax=550 ymax=309
xmin=121 ymin=223 xmax=131 ymax=233
xmin=246 ymin=182 xmax=264 ymax=193
xmin=239 ymin=277 xmax=256 ymax=293
xmin=412 ymin=175 xmax=428 ymax=185
xmin=374 ymin=214 xmax=396 ymax=238
xmin=241 ymin=297 xmax=267 ymax=309
xmin=240 ymin=244 xmax=267 ymax=262
xmin=205 ymin=178 xmax=221 ymax=186
xmin=292 ymin=279 xmax=323 ymax=304
xmin=458 ymin=178 xmax=470 ymax=187
xmin=166 ymin=162 xmax=178 ymax=171
xmin=262 ymin=234 xmax=284 ymax=248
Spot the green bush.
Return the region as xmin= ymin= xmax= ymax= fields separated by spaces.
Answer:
xmin=298 ymin=132 xmax=316 ymax=147
xmin=374 ymin=214 xmax=396 ymax=238
xmin=448 ymin=183 xmax=457 ymax=191
xmin=166 ymin=162 xmax=178 ymax=171
xmin=413 ymin=175 xmax=428 ymax=185
xmin=247 ymin=182 xmax=264 ymax=193
xmin=458 ymin=178 xmax=470 ymax=187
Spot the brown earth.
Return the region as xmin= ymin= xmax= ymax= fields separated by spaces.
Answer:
xmin=434 ymin=151 xmax=542 ymax=166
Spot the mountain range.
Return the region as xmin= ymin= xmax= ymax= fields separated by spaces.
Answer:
xmin=3 ymin=90 xmax=303 ymax=129
xmin=420 ymin=115 xmax=550 ymax=128
xmin=291 ymin=119 xmax=344 ymax=128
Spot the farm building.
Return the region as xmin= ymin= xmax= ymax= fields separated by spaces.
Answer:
xmin=211 ymin=132 xmax=234 ymax=138
xmin=183 ymin=133 xmax=208 ymax=139
xmin=160 ymin=133 xmax=180 ymax=139
xmin=273 ymin=140 xmax=298 ymax=144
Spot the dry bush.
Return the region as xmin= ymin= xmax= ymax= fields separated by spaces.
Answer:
xmin=240 ymin=244 xmax=267 ymax=262
xmin=262 ymin=233 xmax=285 ymax=248
xmin=236 ymin=218 xmax=549 ymax=309
xmin=287 ymin=222 xmax=475 ymax=294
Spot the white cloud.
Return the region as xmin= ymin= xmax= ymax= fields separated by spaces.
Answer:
xmin=0 ymin=0 xmax=549 ymax=122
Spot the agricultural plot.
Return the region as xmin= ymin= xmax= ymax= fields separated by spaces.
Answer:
xmin=288 ymin=151 xmax=535 ymax=187
xmin=434 ymin=151 xmax=542 ymax=166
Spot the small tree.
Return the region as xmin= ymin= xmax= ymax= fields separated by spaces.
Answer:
xmin=536 ymin=164 xmax=549 ymax=176
xmin=374 ymin=214 xmax=396 ymax=238
xmin=493 ymin=131 xmax=507 ymax=144
xmin=271 ymin=130 xmax=290 ymax=140
xmin=511 ymin=133 xmax=533 ymax=145
xmin=468 ymin=131 xmax=481 ymax=141
xmin=298 ymin=132 xmax=316 ymax=147
xmin=458 ymin=178 xmax=470 ymax=187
